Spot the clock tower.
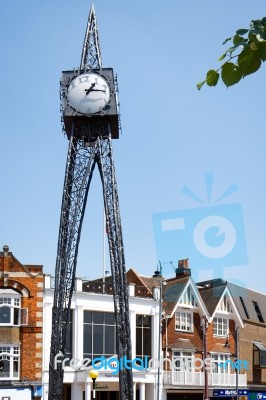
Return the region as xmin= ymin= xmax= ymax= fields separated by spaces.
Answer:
xmin=48 ymin=6 xmax=133 ymax=400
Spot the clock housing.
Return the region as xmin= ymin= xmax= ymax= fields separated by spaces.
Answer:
xmin=61 ymin=68 xmax=120 ymax=139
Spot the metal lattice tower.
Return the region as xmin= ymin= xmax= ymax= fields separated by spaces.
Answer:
xmin=48 ymin=5 xmax=133 ymax=400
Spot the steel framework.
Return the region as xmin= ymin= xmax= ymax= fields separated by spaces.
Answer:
xmin=48 ymin=5 xmax=133 ymax=400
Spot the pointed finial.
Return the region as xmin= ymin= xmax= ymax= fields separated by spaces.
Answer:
xmin=80 ymin=4 xmax=102 ymax=70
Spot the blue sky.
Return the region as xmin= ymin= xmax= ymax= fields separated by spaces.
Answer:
xmin=1 ymin=1 xmax=266 ymax=293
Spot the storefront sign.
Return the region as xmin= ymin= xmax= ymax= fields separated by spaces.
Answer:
xmin=213 ymin=389 xmax=249 ymax=397
xmin=249 ymin=393 xmax=266 ymax=400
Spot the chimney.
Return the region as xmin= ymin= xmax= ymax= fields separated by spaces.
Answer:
xmin=175 ymin=258 xmax=191 ymax=278
xmin=3 ymin=245 xmax=9 ymax=257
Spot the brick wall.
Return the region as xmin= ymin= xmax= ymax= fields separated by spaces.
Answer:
xmin=239 ymin=322 xmax=266 ymax=384
xmin=0 ymin=247 xmax=43 ymax=383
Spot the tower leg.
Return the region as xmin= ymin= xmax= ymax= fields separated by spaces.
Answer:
xmin=49 ymin=135 xmax=97 ymax=400
xmin=97 ymin=134 xmax=133 ymax=400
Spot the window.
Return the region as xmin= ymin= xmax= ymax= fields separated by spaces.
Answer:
xmin=217 ymin=296 xmax=232 ymax=313
xmin=0 ymin=290 xmax=22 ymax=326
xmin=65 ymin=310 xmax=73 ymax=365
xmin=253 ymin=342 xmax=266 ymax=367
xmin=172 ymin=350 xmax=194 ymax=371
xmin=213 ymin=317 xmax=228 ymax=337
xmin=212 ymin=353 xmax=231 ymax=374
xmin=136 ymin=315 xmax=152 ymax=361
xmin=83 ymin=311 xmax=116 ymax=362
xmin=239 ymin=297 xmax=249 ymax=319
xmin=180 ymin=286 xmax=198 ymax=307
xmin=252 ymin=301 xmax=264 ymax=323
xmin=0 ymin=345 xmax=20 ymax=380
xmin=175 ymin=311 xmax=193 ymax=332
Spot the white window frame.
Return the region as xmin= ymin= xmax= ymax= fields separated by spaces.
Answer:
xmin=175 ymin=310 xmax=193 ymax=332
xmin=0 ymin=344 xmax=20 ymax=380
xmin=180 ymin=286 xmax=198 ymax=308
xmin=211 ymin=352 xmax=231 ymax=374
xmin=0 ymin=292 xmax=24 ymax=327
xmin=217 ymin=296 xmax=232 ymax=313
xmin=172 ymin=350 xmax=194 ymax=371
xmin=213 ymin=317 xmax=228 ymax=337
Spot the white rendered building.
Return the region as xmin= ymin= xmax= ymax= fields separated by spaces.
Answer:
xmin=42 ymin=269 xmax=162 ymax=400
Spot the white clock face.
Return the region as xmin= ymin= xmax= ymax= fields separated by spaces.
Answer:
xmin=67 ymin=72 xmax=111 ymax=115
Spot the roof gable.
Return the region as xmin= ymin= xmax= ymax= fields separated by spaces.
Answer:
xmin=198 ymin=280 xmax=244 ymax=328
xmin=163 ymin=276 xmax=209 ymax=319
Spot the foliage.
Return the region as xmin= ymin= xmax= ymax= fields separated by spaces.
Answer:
xmin=197 ymin=17 xmax=266 ymax=89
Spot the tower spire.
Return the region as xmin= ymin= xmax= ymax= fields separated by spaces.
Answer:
xmin=80 ymin=4 xmax=102 ymax=70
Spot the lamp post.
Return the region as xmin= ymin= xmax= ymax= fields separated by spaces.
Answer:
xmin=153 ymin=262 xmax=166 ymax=400
xmin=89 ymin=369 xmax=99 ymax=399
xmin=235 ymin=328 xmax=239 ymax=400
xmin=203 ymin=315 xmax=209 ymax=400
xmin=224 ymin=327 xmax=239 ymax=400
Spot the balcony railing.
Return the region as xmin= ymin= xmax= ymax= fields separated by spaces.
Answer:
xmin=163 ymin=371 xmax=247 ymax=387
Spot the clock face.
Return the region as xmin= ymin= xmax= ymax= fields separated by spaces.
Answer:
xmin=67 ymin=72 xmax=111 ymax=115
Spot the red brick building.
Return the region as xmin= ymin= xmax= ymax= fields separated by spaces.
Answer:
xmin=199 ymin=278 xmax=266 ymax=400
xmin=0 ymin=245 xmax=43 ymax=399
xmin=161 ymin=260 xmax=246 ymax=400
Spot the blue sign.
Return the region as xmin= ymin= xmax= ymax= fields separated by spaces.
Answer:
xmin=213 ymin=389 xmax=249 ymax=397
xmin=249 ymin=393 xmax=266 ymax=400
xmin=32 ymin=385 xmax=43 ymax=398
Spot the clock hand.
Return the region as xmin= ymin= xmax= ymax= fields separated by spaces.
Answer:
xmin=90 ymin=89 xmax=107 ymax=93
xmin=84 ymin=82 xmax=96 ymax=95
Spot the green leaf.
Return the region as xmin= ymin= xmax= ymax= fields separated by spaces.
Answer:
xmin=257 ymin=41 xmax=266 ymax=61
xmin=233 ymin=35 xmax=245 ymax=46
xmin=238 ymin=46 xmax=261 ymax=76
xmin=222 ymin=37 xmax=232 ymax=45
xmin=248 ymin=32 xmax=259 ymax=43
xmin=206 ymin=70 xmax=219 ymax=87
xmin=221 ymin=62 xmax=242 ymax=87
xmin=196 ymin=80 xmax=206 ymax=90
xmin=218 ymin=53 xmax=227 ymax=61
xmin=261 ymin=17 xmax=266 ymax=26
xmin=236 ymin=28 xmax=249 ymax=35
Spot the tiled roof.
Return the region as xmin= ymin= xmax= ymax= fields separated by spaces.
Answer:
xmin=138 ymin=275 xmax=163 ymax=291
xmin=198 ymin=282 xmax=227 ymax=316
xmin=197 ymin=278 xmax=266 ymax=325
xmin=227 ymin=282 xmax=266 ymax=325
xmin=169 ymin=338 xmax=195 ymax=350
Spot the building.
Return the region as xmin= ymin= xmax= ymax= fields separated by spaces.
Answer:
xmin=0 ymin=245 xmax=43 ymax=400
xmin=43 ymin=269 xmax=162 ymax=400
xmin=199 ymin=278 xmax=266 ymax=400
xmin=161 ymin=260 xmax=247 ymax=400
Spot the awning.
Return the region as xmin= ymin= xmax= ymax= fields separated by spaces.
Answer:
xmin=253 ymin=341 xmax=266 ymax=351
